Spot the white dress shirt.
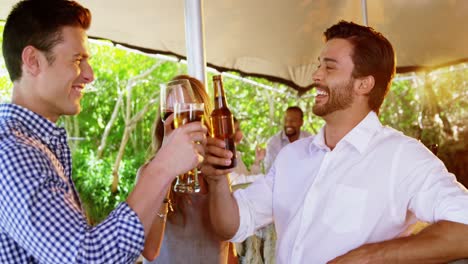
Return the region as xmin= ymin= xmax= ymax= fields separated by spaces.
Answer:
xmin=264 ymin=130 xmax=312 ymax=172
xmin=232 ymin=111 xmax=468 ymax=264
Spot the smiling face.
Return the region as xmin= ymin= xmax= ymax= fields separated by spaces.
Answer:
xmin=312 ymin=38 xmax=357 ymax=117
xmin=283 ymin=109 xmax=303 ymax=138
xmin=34 ymin=26 xmax=94 ymax=121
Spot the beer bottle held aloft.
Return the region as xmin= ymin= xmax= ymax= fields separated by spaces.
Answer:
xmin=210 ymin=75 xmax=237 ymax=169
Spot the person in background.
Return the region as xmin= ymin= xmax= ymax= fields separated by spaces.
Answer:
xmin=203 ymin=20 xmax=468 ymax=263
xmin=139 ymin=75 xmax=230 ymax=264
xmin=263 ymin=106 xmax=312 ymax=172
xmin=229 ymin=117 xmax=265 ymax=188
xmin=0 ymin=1 xmax=206 ymax=263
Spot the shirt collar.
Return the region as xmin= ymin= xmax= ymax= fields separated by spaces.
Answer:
xmin=342 ymin=111 xmax=382 ymax=154
xmin=0 ymin=103 xmax=67 ymax=140
xmin=311 ymin=127 xmax=328 ymax=151
xmin=310 ymin=111 xmax=382 ymax=154
xmin=280 ymin=130 xmax=308 ymax=142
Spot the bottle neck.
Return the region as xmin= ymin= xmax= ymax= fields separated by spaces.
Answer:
xmin=213 ymin=79 xmax=228 ymax=109
xmin=215 ymin=95 xmax=228 ymax=109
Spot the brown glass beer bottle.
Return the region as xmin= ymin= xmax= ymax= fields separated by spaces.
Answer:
xmin=210 ymin=75 xmax=237 ymax=169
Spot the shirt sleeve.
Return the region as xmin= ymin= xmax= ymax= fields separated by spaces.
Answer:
xmin=0 ymin=146 xmax=144 ymax=263
xmin=230 ymin=165 xmax=275 ymax=242
xmin=394 ymin=139 xmax=468 ymax=225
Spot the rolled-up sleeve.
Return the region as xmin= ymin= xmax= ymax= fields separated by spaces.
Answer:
xmin=231 ymin=166 xmax=275 ymax=242
xmin=396 ymin=140 xmax=468 ymax=225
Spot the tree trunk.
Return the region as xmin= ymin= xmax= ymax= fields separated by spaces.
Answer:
xmin=110 ymin=62 xmax=162 ymax=193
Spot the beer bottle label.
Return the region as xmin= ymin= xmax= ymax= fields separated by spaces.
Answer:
xmin=211 ymin=115 xmax=234 ymax=138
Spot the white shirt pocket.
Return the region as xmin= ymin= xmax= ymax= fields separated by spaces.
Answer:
xmin=321 ymin=184 xmax=368 ymax=233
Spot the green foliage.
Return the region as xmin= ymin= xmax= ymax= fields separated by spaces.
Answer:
xmin=380 ymin=78 xmax=422 ymax=138
xmin=72 ymin=147 xmax=147 ymax=224
xmin=0 ymin=23 xmax=12 ymax=102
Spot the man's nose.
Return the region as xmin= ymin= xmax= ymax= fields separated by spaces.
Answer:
xmin=82 ymin=62 xmax=95 ymax=83
xmin=312 ymin=65 xmax=324 ymax=83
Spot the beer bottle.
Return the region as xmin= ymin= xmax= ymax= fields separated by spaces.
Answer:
xmin=210 ymin=75 xmax=237 ymax=169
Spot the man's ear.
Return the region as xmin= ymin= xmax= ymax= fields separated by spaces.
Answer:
xmin=355 ymin=75 xmax=375 ymax=95
xmin=21 ymin=46 xmax=41 ymax=76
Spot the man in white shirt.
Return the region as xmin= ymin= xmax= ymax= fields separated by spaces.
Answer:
xmin=263 ymin=106 xmax=312 ymax=172
xmin=202 ymin=20 xmax=468 ymax=263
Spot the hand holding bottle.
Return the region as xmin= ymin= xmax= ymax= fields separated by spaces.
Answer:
xmin=210 ymin=75 xmax=237 ymax=169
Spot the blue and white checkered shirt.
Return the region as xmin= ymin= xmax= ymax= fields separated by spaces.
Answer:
xmin=0 ymin=103 xmax=144 ymax=263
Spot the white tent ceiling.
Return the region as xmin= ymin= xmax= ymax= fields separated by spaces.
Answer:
xmin=1 ymin=0 xmax=468 ymax=90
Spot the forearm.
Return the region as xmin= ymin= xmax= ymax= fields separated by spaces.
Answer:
xmin=390 ymin=220 xmax=468 ymax=263
xmin=337 ymin=220 xmax=468 ymax=263
xmin=208 ymin=176 xmax=240 ymax=240
xmin=142 ymin=187 xmax=171 ymax=261
xmin=127 ymin=165 xmax=173 ymax=238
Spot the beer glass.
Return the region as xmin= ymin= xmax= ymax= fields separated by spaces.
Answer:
xmin=172 ymin=102 xmax=204 ymax=193
xmin=160 ymin=79 xmax=196 ymax=123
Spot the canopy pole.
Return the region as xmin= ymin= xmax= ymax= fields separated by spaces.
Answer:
xmin=184 ymin=0 xmax=207 ymax=86
xmin=361 ymin=0 xmax=368 ymax=26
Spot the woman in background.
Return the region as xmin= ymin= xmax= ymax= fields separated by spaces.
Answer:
xmin=138 ymin=75 xmax=230 ymax=264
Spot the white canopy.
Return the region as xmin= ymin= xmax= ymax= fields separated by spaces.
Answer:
xmin=1 ymin=0 xmax=468 ymax=90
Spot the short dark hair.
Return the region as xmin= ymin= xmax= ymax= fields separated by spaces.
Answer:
xmin=324 ymin=21 xmax=395 ymax=114
xmin=2 ymin=0 xmax=91 ymax=81
xmin=286 ymin=106 xmax=304 ymax=119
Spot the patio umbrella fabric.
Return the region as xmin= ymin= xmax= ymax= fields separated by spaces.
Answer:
xmin=1 ymin=0 xmax=467 ymax=91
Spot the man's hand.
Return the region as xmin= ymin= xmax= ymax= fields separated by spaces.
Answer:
xmin=201 ymin=137 xmax=234 ymax=183
xmin=254 ymin=144 xmax=266 ymax=164
xmin=147 ymin=120 xmax=207 ymax=178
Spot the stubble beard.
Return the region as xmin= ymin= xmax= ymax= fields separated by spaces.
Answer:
xmin=313 ymin=79 xmax=354 ymax=117
xmin=284 ymin=127 xmax=297 ymax=137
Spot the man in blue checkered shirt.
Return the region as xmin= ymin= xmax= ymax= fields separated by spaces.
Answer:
xmin=0 ymin=1 xmax=207 ymax=263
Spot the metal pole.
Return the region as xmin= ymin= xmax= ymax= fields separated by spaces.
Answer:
xmin=184 ymin=0 xmax=207 ymax=86
xmin=361 ymin=0 xmax=368 ymax=26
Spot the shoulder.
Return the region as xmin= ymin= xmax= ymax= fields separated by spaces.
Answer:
xmin=300 ymin=130 xmax=313 ymax=137
xmin=266 ymin=131 xmax=282 ymax=145
xmin=278 ymin=136 xmax=313 ymax=157
xmin=371 ymin=126 xmax=442 ymax=168
xmin=0 ymin=123 xmax=51 ymax=178
xmin=373 ymin=126 xmax=420 ymax=149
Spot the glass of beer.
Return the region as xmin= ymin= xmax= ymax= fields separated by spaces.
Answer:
xmin=173 ymin=102 xmax=204 ymax=193
xmin=160 ymin=79 xmax=196 ymax=123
